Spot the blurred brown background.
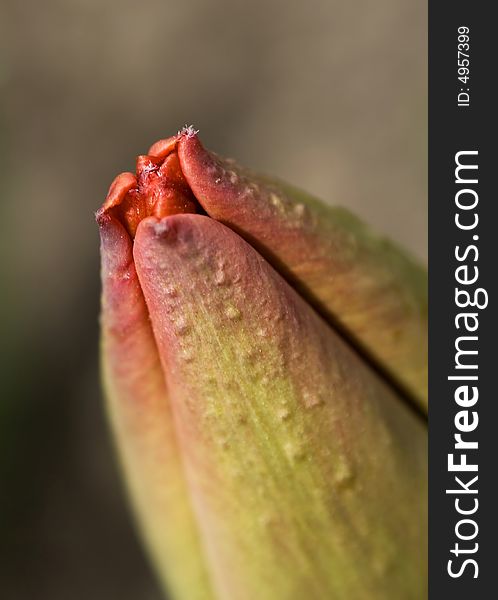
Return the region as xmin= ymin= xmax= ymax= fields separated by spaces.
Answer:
xmin=0 ymin=1 xmax=426 ymax=599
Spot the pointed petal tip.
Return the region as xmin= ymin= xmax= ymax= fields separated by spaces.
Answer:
xmin=97 ymin=208 xmax=123 ymax=238
xmin=176 ymin=133 xmax=229 ymax=218
xmin=99 ymin=172 xmax=138 ymax=215
xmin=146 ymin=126 xmax=199 ymax=158
xmin=95 ymin=206 xmax=108 ymax=225
xmin=147 ymin=135 xmax=178 ymax=159
xmin=135 ymin=213 xmax=212 ymax=247
xmin=136 ymin=216 xmax=179 ymax=247
xmin=177 ymin=126 xmax=206 ymax=156
xmin=98 ymin=211 xmax=134 ymax=275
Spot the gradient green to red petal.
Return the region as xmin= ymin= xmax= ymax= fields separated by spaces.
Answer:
xmin=132 ymin=214 xmax=427 ymax=600
xmin=98 ymin=214 xmax=214 ymax=600
xmin=177 ymin=134 xmax=427 ymax=411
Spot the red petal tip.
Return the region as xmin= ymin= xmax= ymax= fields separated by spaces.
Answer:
xmin=147 ymin=135 xmax=178 ymax=158
xmin=97 ymin=132 xmax=201 ymax=239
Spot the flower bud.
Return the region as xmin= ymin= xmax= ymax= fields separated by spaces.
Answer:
xmin=97 ymin=129 xmax=427 ymax=600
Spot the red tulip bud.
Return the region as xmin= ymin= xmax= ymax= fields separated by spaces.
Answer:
xmin=97 ymin=128 xmax=427 ymax=600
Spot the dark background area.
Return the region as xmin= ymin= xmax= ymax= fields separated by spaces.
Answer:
xmin=0 ymin=1 xmax=426 ymax=598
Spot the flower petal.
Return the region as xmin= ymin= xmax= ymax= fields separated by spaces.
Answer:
xmin=98 ymin=212 xmax=214 ymax=600
xmin=178 ymin=134 xmax=427 ymax=411
xmin=133 ymin=214 xmax=427 ymax=600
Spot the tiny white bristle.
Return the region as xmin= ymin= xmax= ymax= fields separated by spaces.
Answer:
xmin=179 ymin=124 xmax=199 ymax=138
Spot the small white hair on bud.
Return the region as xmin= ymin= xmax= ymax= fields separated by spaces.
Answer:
xmin=179 ymin=124 xmax=199 ymax=138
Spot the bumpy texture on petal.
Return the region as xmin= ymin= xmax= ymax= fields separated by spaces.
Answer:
xmin=177 ymin=135 xmax=428 ymax=411
xmin=133 ymin=214 xmax=427 ymax=600
xmin=98 ymin=213 xmax=214 ymax=600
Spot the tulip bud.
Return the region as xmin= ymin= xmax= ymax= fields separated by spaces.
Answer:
xmin=97 ymin=129 xmax=427 ymax=600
